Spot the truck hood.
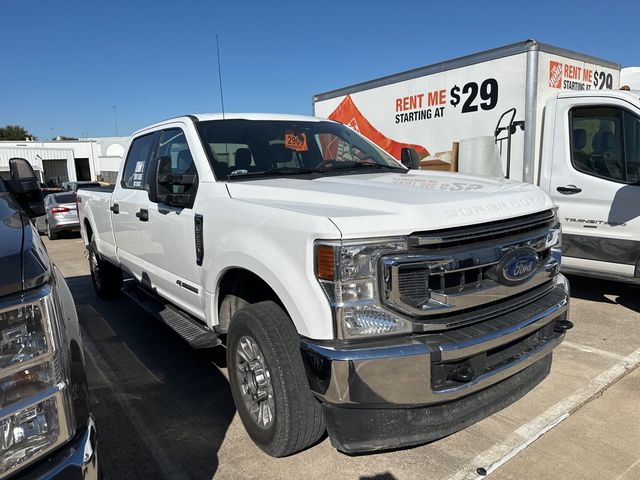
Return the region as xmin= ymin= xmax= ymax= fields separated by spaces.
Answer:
xmin=226 ymin=170 xmax=554 ymax=238
xmin=0 ymin=193 xmax=50 ymax=297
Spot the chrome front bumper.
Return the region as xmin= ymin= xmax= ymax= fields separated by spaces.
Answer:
xmin=301 ymin=275 xmax=569 ymax=407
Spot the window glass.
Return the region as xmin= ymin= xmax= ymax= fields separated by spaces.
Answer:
xmin=155 ymin=128 xmax=198 ymax=195
xmin=624 ymin=111 xmax=640 ymax=183
xmin=570 ymin=106 xmax=640 ymax=183
xmin=195 ymin=120 xmax=402 ymax=179
xmin=54 ymin=193 xmax=76 ymax=204
xmin=122 ymin=132 xmax=158 ymax=189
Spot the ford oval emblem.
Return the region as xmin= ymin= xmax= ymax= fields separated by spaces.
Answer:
xmin=497 ymin=248 xmax=539 ymax=285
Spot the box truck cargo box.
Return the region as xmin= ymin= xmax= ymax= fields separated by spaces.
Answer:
xmin=314 ymin=40 xmax=640 ymax=284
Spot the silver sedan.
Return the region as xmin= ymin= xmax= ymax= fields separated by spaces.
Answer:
xmin=35 ymin=192 xmax=80 ymax=239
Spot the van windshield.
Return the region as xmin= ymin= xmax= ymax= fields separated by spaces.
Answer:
xmin=195 ymin=119 xmax=406 ymax=180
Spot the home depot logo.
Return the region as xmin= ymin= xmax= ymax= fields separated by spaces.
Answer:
xmin=549 ymin=61 xmax=563 ymax=88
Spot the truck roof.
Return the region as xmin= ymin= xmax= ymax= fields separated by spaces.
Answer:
xmin=313 ymin=39 xmax=621 ymax=102
xmin=556 ymin=89 xmax=640 ymax=101
xmin=133 ymin=113 xmax=327 ymax=137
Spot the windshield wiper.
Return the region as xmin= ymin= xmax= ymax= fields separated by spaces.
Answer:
xmin=322 ymin=161 xmax=407 ymax=173
xmin=227 ymin=166 xmax=321 ymax=179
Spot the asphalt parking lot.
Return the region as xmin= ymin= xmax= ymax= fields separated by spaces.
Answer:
xmin=43 ymin=234 xmax=640 ymax=480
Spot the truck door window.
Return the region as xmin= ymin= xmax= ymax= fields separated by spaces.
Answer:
xmin=570 ymin=106 xmax=640 ymax=184
xmin=121 ymin=132 xmax=159 ymax=189
xmin=155 ymin=128 xmax=198 ymax=195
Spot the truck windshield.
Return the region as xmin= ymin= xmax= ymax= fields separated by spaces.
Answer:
xmin=195 ymin=119 xmax=406 ymax=180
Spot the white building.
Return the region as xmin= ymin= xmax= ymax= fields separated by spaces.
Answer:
xmin=0 ymin=137 xmax=128 ymax=185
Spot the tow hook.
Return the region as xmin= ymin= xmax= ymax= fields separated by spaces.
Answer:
xmin=447 ymin=365 xmax=476 ymax=383
xmin=554 ymin=319 xmax=574 ymax=333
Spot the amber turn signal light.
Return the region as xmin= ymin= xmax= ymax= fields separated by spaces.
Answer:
xmin=316 ymin=244 xmax=335 ymax=280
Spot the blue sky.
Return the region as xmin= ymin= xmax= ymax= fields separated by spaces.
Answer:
xmin=1 ymin=0 xmax=639 ymax=140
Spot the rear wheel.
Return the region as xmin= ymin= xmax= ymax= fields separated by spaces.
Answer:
xmin=89 ymin=240 xmax=123 ymax=299
xmin=46 ymin=222 xmax=58 ymax=240
xmin=227 ymin=301 xmax=325 ymax=457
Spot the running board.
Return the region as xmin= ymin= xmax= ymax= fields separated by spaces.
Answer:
xmin=123 ymin=282 xmax=221 ymax=349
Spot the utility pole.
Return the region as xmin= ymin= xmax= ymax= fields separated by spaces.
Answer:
xmin=112 ymin=105 xmax=119 ymax=136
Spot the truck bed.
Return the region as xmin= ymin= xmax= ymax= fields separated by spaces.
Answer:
xmin=77 ymin=186 xmax=117 ymax=261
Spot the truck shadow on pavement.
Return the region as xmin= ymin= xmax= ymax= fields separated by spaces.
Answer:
xmin=65 ymin=274 xmax=236 ymax=480
xmin=566 ymin=274 xmax=640 ymax=313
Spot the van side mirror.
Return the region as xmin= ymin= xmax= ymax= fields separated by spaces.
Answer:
xmin=6 ymin=158 xmax=45 ymax=218
xmin=400 ymin=147 xmax=421 ymax=170
xmin=147 ymin=156 xmax=196 ymax=208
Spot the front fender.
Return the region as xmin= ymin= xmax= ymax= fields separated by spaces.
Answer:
xmin=202 ymin=201 xmax=339 ymax=340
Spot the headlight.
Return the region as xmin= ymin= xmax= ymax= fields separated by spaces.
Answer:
xmin=315 ymin=238 xmax=412 ymax=339
xmin=0 ymin=285 xmax=72 ymax=478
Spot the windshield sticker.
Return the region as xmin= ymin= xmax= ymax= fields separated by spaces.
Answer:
xmin=134 ymin=160 xmax=145 ymax=173
xmin=284 ymin=131 xmax=308 ymax=151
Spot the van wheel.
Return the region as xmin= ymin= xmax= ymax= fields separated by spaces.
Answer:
xmin=89 ymin=240 xmax=123 ymax=299
xmin=47 ymin=222 xmax=58 ymax=240
xmin=227 ymin=301 xmax=325 ymax=457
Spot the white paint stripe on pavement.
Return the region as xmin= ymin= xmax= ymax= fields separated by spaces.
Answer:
xmin=560 ymin=340 xmax=627 ymax=361
xmin=447 ymin=345 xmax=640 ymax=480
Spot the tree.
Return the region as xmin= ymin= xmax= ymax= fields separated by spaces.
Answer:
xmin=56 ymin=136 xmax=78 ymax=141
xmin=0 ymin=125 xmax=38 ymax=141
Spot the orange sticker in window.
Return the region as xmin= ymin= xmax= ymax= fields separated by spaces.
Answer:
xmin=284 ymin=131 xmax=308 ymax=151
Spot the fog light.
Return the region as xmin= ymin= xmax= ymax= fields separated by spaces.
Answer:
xmin=341 ymin=304 xmax=412 ymax=338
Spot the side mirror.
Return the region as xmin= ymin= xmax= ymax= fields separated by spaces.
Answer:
xmin=147 ymin=156 xmax=197 ymax=208
xmin=6 ymin=158 xmax=45 ymax=218
xmin=400 ymin=147 xmax=421 ymax=170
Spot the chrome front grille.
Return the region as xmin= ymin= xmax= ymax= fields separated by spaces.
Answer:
xmin=398 ymin=263 xmax=493 ymax=308
xmin=381 ymin=209 xmax=561 ymax=329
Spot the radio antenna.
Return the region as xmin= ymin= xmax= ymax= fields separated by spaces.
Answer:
xmin=216 ymin=34 xmax=226 ymax=119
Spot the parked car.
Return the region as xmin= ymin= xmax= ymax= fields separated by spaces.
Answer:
xmin=0 ymin=158 xmax=98 ymax=479
xmin=79 ymin=113 xmax=571 ymax=456
xmin=62 ymin=181 xmax=101 ymax=192
xmin=34 ymin=185 xmax=67 ymax=234
xmin=34 ymin=192 xmax=80 ymax=239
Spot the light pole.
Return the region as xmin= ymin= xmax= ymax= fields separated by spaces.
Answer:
xmin=112 ymin=105 xmax=119 ymax=136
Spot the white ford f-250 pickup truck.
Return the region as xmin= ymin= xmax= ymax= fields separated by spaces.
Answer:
xmin=78 ymin=113 xmax=571 ymax=456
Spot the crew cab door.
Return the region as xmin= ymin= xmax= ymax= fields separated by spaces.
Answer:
xmin=142 ymin=127 xmax=205 ymax=319
xmin=111 ymin=131 xmax=159 ymax=280
xmin=549 ymin=97 xmax=640 ymax=279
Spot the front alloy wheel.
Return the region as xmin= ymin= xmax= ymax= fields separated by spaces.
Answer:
xmin=235 ymin=335 xmax=276 ymax=429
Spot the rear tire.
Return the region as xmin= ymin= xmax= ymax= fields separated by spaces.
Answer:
xmin=227 ymin=301 xmax=325 ymax=457
xmin=47 ymin=222 xmax=58 ymax=240
xmin=89 ymin=240 xmax=123 ymax=299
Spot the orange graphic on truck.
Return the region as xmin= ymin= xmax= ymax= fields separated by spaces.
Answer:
xmin=327 ymin=95 xmax=429 ymax=160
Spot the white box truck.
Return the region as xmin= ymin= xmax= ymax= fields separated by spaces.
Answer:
xmin=313 ymin=40 xmax=640 ymax=284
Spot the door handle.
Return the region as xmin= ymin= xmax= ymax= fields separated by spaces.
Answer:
xmin=110 ymin=203 xmax=119 ymax=214
xmin=135 ymin=209 xmax=149 ymax=221
xmin=556 ymin=185 xmax=582 ymax=195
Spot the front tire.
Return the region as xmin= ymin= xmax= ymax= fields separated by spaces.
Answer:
xmin=227 ymin=301 xmax=325 ymax=457
xmin=88 ymin=240 xmax=123 ymax=299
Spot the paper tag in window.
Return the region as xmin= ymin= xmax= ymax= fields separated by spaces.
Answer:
xmin=284 ymin=131 xmax=308 ymax=151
